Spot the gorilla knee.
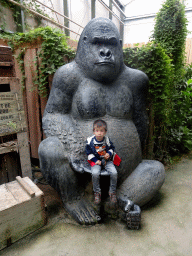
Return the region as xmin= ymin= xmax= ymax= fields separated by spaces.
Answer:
xmin=143 ymin=160 xmax=165 ymax=188
xmin=38 ymin=136 xmax=65 ymax=162
xmin=118 ymin=160 xmax=165 ymax=206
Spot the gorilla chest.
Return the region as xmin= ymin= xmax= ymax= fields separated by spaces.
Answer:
xmin=72 ymin=79 xmax=133 ymax=119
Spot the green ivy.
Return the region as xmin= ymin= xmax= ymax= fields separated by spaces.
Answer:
xmin=1 ymin=26 xmax=76 ymax=97
xmin=0 ymin=0 xmax=55 ymax=32
xmin=0 ymin=0 xmax=24 ymax=32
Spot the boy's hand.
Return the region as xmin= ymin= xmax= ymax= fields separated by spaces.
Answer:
xmin=96 ymin=160 xmax=101 ymax=165
xmin=104 ymin=153 xmax=110 ymax=160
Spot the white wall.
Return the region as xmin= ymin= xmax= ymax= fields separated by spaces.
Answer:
xmin=66 ymin=0 xmax=122 ymax=40
xmin=0 ymin=3 xmax=16 ymax=32
xmin=68 ymin=0 xmax=91 ymax=41
xmin=124 ymin=0 xmax=192 ymax=45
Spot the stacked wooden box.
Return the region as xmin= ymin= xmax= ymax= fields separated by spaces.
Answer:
xmin=0 ymin=45 xmax=32 ymax=184
xmin=0 ymin=45 xmax=15 ymax=77
xmin=0 ymin=176 xmax=46 ymax=250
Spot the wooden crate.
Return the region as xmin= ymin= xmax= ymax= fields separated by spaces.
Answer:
xmin=0 ymin=46 xmax=15 ymax=77
xmin=0 ymin=77 xmax=32 ymax=183
xmin=0 ymin=176 xmax=46 ymax=250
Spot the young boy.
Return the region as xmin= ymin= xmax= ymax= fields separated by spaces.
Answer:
xmin=85 ymin=120 xmax=119 ymax=205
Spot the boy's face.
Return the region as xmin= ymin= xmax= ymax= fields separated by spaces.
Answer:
xmin=93 ymin=126 xmax=106 ymax=141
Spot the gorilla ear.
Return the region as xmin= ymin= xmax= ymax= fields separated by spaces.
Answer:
xmin=119 ymin=39 xmax=122 ymax=47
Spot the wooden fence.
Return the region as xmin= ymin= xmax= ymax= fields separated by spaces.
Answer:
xmin=13 ymin=39 xmax=77 ymax=159
xmin=124 ymin=38 xmax=192 ymax=64
xmin=14 ymin=47 xmax=48 ymax=159
xmin=1 ymin=38 xmax=192 ymax=160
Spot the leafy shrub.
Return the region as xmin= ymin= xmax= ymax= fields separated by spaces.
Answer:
xmin=151 ymin=0 xmax=191 ymax=157
xmin=168 ymin=71 xmax=192 ymax=154
xmin=123 ymin=43 xmax=173 ymax=160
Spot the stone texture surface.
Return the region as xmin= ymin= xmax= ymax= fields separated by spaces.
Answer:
xmin=38 ymin=17 xmax=165 ymax=224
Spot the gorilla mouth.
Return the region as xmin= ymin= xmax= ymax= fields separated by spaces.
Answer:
xmin=95 ymin=61 xmax=115 ymax=66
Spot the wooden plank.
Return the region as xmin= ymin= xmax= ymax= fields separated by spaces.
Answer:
xmin=0 ymin=67 xmax=14 ymax=77
xmin=38 ymin=51 xmax=48 ymax=140
xmin=0 ymin=140 xmax=18 ymax=155
xmin=0 ymin=39 xmax=8 ymax=46
xmin=0 ymin=183 xmax=18 ymax=211
xmin=24 ymin=48 xmax=41 ymax=159
xmin=188 ymin=39 xmax=192 ymax=64
xmin=16 ymin=176 xmax=35 ymax=198
xmin=17 ymin=132 xmax=32 ymax=179
xmin=0 ymin=62 xmax=13 ymax=67
xmin=0 ymin=77 xmax=19 ymax=87
xmin=14 ymin=50 xmax=30 ymax=139
xmin=23 ymin=177 xmax=43 ymax=197
xmin=4 ymin=181 xmax=30 ymax=206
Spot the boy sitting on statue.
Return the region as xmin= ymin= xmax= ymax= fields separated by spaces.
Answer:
xmin=85 ymin=120 xmax=121 ymax=205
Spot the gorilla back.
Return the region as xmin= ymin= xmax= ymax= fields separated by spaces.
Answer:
xmin=38 ymin=17 xmax=165 ymax=225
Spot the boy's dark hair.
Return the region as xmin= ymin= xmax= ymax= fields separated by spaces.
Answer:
xmin=93 ymin=120 xmax=107 ymax=131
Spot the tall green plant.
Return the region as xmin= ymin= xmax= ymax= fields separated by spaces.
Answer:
xmin=151 ymin=0 xmax=188 ymax=76
xmin=151 ymin=0 xmax=191 ymax=156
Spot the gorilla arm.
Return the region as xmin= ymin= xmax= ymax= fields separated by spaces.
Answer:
xmin=128 ymin=67 xmax=149 ymax=150
xmin=42 ymin=62 xmax=85 ymax=172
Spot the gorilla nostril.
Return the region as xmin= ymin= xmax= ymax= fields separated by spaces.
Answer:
xmin=100 ymin=49 xmax=111 ymax=58
xmin=106 ymin=50 xmax=111 ymax=57
xmin=100 ymin=50 xmax=105 ymax=57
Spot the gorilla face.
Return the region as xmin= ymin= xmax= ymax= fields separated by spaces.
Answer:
xmin=75 ymin=18 xmax=124 ymax=83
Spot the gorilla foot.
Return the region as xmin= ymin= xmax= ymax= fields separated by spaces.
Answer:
xmin=64 ymin=199 xmax=101 ymax=225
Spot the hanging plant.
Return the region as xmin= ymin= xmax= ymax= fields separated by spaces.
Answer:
xmin=1 ymin=26 xmax=76 ymax=97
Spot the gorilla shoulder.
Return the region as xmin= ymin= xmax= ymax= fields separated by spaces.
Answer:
xmin=45 ymin=61 xmax=82 ymax=115
xmin=123 ymin=65 xmax=149 ymax=92
xmin=52 ymin=61 xmax=82 ymax=90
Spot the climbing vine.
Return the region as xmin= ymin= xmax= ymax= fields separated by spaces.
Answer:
xmin=0 ymin=0 xmax=23 ymax=31
xmin=0 ymin=0 xmax=55 ymax=32
xmin=1 ymin=26 xmax=76 ymax=97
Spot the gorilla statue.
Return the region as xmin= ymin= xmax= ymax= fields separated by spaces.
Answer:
xmin=39 ymin=17 xmax=165 ymax=225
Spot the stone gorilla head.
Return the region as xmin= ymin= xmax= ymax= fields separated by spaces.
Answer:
xmin=75 ymin=17 xmax=124 ymax=83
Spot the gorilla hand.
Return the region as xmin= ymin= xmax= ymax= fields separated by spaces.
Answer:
xmin=70 ymin=159 xmax=84 ymax=173
xmin=125 ymin=202 xmax=141 ymax=230
xmin=118 ymin=197 xmax=141 ymax=229
xmin=124 ymin=199 xmax=134 ymax=213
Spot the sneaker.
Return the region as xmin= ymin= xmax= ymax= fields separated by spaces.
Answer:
xmin=109 ymin=192 xmax=117 ymax=204
xmin=94 ymin=192 xmax=101 ymax=205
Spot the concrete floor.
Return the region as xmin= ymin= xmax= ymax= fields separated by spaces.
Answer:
xmin=1 ymin=153 xmax=192 ymax=256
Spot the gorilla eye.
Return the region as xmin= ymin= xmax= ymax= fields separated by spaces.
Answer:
xmin=94 ymin=40 xmax=102 ymax=45
xmin=108 ymin=39 xmax=117 ymax=46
